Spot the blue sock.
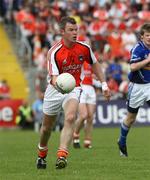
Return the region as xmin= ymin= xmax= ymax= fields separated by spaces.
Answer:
xmin=119 ymin=122 xmax=130 ymax=146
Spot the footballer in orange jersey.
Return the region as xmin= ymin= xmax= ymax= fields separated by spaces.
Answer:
xmin=36 ymin=16 xmax=111 ymax=170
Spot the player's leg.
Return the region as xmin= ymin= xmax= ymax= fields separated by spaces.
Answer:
xmin=118 ymin=83 xmax=144 ymax=157
xmin=84 ymin=104 xmax=96 ymax=148
xmin=73 ymin=87 xmax=87 ymax=148
xmin=73 ymin=103 xmax=88 ymax=148
xmin=37 ymin=114 xmax=56 ymax=169
xmin=36 ymin=84 xmax=63 ymax=169
xmin=56 ymin=98 xmax=79 ymax=169
xmin=118 ymin=111 xmax=137 ymax=157
xmin=83 ymin=85 xmax=96 ymax=148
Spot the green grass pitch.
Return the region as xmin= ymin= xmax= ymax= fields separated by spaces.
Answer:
xmin=0 ymin=127 xmax=150 ymax=180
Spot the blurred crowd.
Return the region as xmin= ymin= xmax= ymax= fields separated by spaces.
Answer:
xmin=0 ymin=0 xmax=150 ymax=99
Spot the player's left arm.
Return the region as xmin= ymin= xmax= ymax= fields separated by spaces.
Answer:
xmin=92 ymin=61 xmax=111 ymax=101
xmin=92 ymin=61 xmax=105 ymax=83
xmin=130 ymin=54 xmax=150 ymax=71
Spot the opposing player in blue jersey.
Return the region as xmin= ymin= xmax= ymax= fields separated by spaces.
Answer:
xmin=118 ymin=23 xmax=150 ymax=157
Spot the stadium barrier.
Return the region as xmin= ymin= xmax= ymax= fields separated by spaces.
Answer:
xmin=15 ymin=25 xmax=32 ymax=67
xmin=14 ymin=24 xmax=37 ymax=102
xmin=1 ymin=99 xmax=150 ymax=128
xmin=0 ymin=99 xmax=22 ymax=128
xmin=94 ymin=99 xmax=150 ymax=127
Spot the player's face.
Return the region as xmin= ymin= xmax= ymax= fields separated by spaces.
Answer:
xmin=62 ymin=23 xmax=78 ymax=43
xmin=141 ymin=32 xmax=150 ymax=48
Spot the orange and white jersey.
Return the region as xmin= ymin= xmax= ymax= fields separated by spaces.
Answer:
xmin=47 ymin=39 xmax=97 ymax=86
xmin=81 ymin=61 xmax=93 ymax=86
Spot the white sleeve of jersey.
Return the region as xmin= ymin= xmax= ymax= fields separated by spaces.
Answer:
xmin=47 ymin=43 xmax=62 ymax=75
xmin=50 ymin=50 xmax=59 ymax=75
xmin=89 ymin=46 xmax=97 ymax=64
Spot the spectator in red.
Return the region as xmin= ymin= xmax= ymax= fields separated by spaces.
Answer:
xmin=107 ymin=29 xmax=123 ymax=58
xmin=15 ymin=6 xmax=35 ymax=36
xmin=138 ymin=3 xmax=150 ymax=21
xmin=77 ymin=24 xmax=90 ymax=44
xmin=0 ymin=79 xmax=11 ymax=100
xmin=107 ymin=77 xmax=119 ymax=95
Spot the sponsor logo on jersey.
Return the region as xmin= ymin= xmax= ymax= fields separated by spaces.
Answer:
xmin=63 ymin=64 xmax=82 ymax=71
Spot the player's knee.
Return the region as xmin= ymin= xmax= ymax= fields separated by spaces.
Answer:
xmin=125 ymin=114 xmax=137 ymax=125
xmin=80 ymin=112 xmax=88 ymax=120
xmin=88 ymin=113 xmax=94 ymax=122
xmin=126 ymin=118 xmax=135 ymax=125
xmin=41 ymin=125 xmax=51 ymax=135
xmin=65 ymin=113 xmax=76 ymax=124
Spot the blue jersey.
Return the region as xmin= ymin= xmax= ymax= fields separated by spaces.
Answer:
xmin=128 ymin=41 xmax=150 ymax=84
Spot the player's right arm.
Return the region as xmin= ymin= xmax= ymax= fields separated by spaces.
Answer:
xmin=46 ymin=44 xmax=66 ymax=94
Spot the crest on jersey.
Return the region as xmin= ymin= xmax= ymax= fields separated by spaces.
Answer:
xmin=78 ymin=55 xmax=84 ymax=61
xmin=62 ymin=59 xmax=67 ymax=65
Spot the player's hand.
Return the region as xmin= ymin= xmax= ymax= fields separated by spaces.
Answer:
xmin=54 ymin=82 xmax=65 ymax=94
xmin=101 ymin=82 xmax=111 ymax=101
xmin=103 ymin=89 xmax=111 ymax=101
xmin=51 ymin=75 xmax=65 ymax=94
